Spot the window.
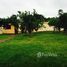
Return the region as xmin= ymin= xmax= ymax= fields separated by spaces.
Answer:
xmin=4 ymin=25 xmax=11 ymax=29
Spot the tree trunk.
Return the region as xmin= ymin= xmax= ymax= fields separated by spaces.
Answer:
xmin=54 ymin=26 xmax=56 ymax=32
xmin=15 ymin=28 xmax=18 ymax=34
xmin=58 ymin=27 xmax=61 ymax=32
xmin=64 ymin=28 xmax=67 ymax=33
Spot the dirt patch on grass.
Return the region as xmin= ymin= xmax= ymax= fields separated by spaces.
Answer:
xmin=0 ymin=35 xmax=15 ymax=43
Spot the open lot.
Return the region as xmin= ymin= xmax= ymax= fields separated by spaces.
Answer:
xmin=0 ymin=32 xmax=67 ymax=67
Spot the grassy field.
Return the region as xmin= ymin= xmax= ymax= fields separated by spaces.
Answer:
xmin=0 ymin=32 xmax=67 ymax=67
xmin=0 ymin=34 xmax=10 ymax=40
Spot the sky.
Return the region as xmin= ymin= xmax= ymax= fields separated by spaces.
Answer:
xmin=0 ymin=0 xmax=67 ymax=18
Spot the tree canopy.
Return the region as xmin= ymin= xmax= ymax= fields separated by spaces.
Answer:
xmin=59 ymin=13 xmax=67 ymax=32
xmin=17 ymin=10 xmax=45 ymax=34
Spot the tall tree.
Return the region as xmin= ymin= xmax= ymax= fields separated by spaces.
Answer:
xmin=58 ymin=9 xmax=63 ymax=16
xmin=59 ymin=13 xmax=67 ymax=32
xmin=48 ymin=17 xmax=60 ymax=31
xmin=17 ymin=10 xmax=45 ymax=34
xmin=10 ymin=15 xmax=19 ymax=34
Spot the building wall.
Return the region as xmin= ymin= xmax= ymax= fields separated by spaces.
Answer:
xmin=38 ymin=22 xmax=54 ymax=31
xmin=0 ymin=27 xmax=3 ymax=34
xmin=1 ymin=25 xmax=15 ymax=34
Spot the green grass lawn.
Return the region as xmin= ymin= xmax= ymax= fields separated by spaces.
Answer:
xmin=0 ymin=34 xmax=10 ymax=40
xmin=0 ymin=32 xmax=67 ymax=67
